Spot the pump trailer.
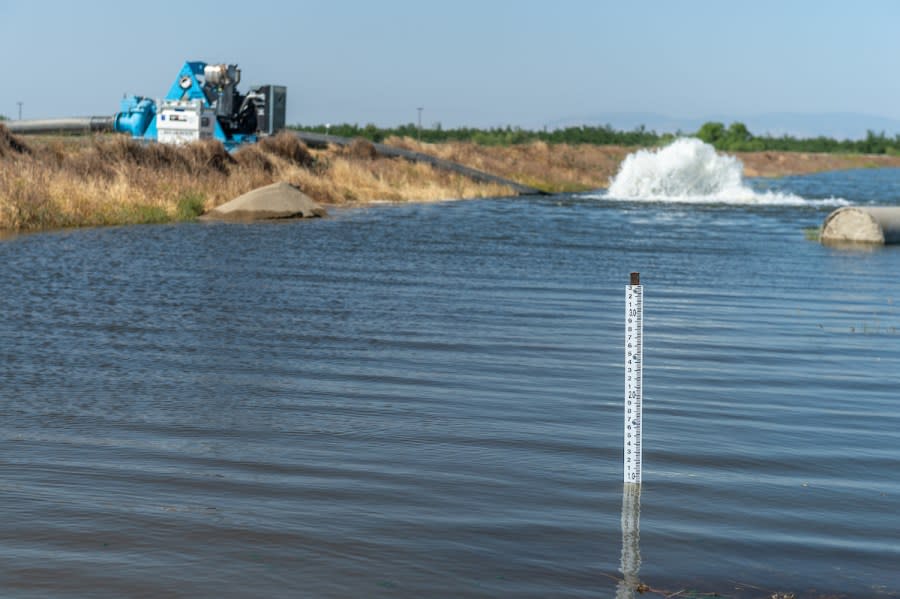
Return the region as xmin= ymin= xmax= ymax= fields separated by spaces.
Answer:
xmin=113 ymin=61 xmax=285 ymax=149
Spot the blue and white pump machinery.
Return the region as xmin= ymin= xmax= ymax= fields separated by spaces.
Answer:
xmin=113 ymin=61 xmax=286 ymax=149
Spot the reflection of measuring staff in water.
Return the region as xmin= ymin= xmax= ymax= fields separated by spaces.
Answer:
xmin=616 ymin=483 xmax=642 ymax=599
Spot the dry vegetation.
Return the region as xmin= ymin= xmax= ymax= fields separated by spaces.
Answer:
xmin=0 ymin=126 xmax=512 ymax=232
xmin=383 ymin=136 xmax=628 ymax=193
xmin=384 ymin=137 xmax=900 ymax=186
xmin=736 ymin=149 xmax=900 ymax=178
xmin=5 ymin=124 xmax=900 ymax=233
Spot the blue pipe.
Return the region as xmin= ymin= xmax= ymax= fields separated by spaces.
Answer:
xmin=113 ymin=96 xmax=156 ymax=138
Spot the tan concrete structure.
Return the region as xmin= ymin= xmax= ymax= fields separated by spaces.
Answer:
xmin=821 ymin=206 xmax=900 ymax=245
xmin=202 ymin=182 xmax=326 ymax=221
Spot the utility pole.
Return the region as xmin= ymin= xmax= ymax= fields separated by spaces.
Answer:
xmin=17 ymin=101 xmax=23 ymax=121
xmin=417 ymin=107 xmax=423 ymax=141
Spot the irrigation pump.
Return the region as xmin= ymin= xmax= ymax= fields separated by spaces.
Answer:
xmin=114 ymin=61 xmax=286 ymax=149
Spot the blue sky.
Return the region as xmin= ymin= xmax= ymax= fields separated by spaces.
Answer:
xmin=2 ymin=0 xmax=900 ymax=135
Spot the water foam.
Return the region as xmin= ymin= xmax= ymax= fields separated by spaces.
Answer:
xmin=601 ymin=137 xmax=846 ymax=206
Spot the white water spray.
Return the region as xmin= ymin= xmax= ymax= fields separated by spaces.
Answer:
xmin=603 ymin=138 xmax=846 ymax=206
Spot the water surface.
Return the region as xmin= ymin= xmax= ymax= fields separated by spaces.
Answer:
xmin=1 ymin=169 xmax=899 ymax=598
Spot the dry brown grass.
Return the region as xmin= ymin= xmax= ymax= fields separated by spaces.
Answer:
xmin=383 ymin=136 xmax=629 ymax=192
xmin=382 ymin=136 xmax=900 ymax=190
xmin=0 ymin=128 xmax=513 ymax=232
xmin=0 ymin=125 xmax=33 ymax=158
xmin=8 ymin=126 xmax=895 ymax=233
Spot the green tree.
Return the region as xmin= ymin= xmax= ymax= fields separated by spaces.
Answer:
xmin=720 ymin=122 xmax=753 ymax=150
xmin=727 ymin=122 xmax=751 ymax=142
xmin=858 ymin=130 xmax=889 ymax=154
xmin=362 ymin=123 xmax=382 ymax=143
xmin=696 ymin=121 xmax=726 ymax=144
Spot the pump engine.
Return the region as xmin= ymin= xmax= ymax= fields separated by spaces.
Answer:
xmin=114 ymin=61 xmax=286 ymax=149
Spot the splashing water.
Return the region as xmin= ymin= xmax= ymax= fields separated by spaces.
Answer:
xmin=603 ymin=137 xmax=846 ymax=206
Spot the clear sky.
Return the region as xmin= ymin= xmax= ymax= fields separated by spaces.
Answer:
xmin=3 ymin=0 xmax=900 ymax=134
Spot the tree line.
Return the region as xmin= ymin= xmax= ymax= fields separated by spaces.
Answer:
xmin=292 ymin=122 xmax=666 ymax=147
xmin=291 ymin=121 xmax=900 ymax=155
xmin=694 ymin=121 xmax=900 ymax=155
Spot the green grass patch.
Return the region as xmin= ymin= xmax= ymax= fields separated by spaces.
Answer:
xmin=175 ymin=192 xmax=206 ymax=221
xmin=119 ymin=204 xmax=170 ymax=225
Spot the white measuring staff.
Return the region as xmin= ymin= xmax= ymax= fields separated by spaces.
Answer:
xmin=624 ymin=272 xmax=643 ymax=484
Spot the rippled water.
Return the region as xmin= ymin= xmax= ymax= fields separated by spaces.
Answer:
xmin=2 ymin=169 xmax=899 ymax=598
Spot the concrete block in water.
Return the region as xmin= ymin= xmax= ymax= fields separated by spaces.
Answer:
xmin=821 ymin=206 xmax=900 ymax=245
xmin=202 ymin=182 xmax=326 ymax=221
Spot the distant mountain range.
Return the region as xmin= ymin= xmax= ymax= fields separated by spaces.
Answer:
xmin=548 ymin=112 xmax=900 ymax=140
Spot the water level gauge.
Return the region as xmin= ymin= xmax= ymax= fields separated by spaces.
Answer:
xmin=624 ymin=272 xmax=643 ymax=484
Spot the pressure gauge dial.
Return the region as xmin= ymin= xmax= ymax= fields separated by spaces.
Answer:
xmin=179 ymin=76 xmax=192 ymax=90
